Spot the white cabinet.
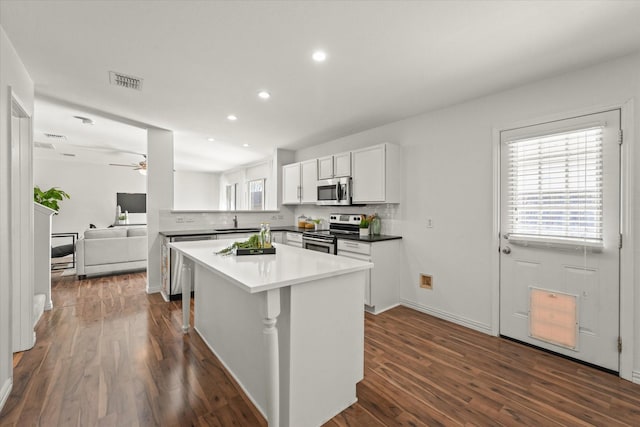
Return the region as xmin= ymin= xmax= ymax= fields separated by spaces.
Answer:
xmin=284 ymin=231 xmax=303 ymax=248
xmin=318 ymin=152 xmax=351 ymax=180
xmin=337 ymin=238 xmax=401 ymax=314
xmin=351 ymin=143 xmax=401 ymax=204
xmin=300 ymin=159 xmax=318 ymax=203
xmin=282 ymin=160 xmax=317 ymax=204
xmin=271 ymin=231 xmax=284 ymax=244
xmin=282 ymin=163 xmax=301 ymax=204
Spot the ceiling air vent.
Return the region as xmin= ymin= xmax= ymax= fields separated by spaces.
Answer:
xmin=34 ymin=141 xmax=56 ymax=150
xmin=109 ymin=71 xmax=143 ymax=90
xmin=44 ymin=133 xmax=66 ymax=140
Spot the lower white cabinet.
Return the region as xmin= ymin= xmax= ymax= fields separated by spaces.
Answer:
xmin=337 ymin=238 xmax=401 ymax=314
xmin=284 ymin=231 xmax=303 ymax=248
xmin=271 ymin=231 xmax=284 ymax=244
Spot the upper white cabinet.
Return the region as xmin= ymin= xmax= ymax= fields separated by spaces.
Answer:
xmin=300 ymin=159 xmax=318 ymax=203
xmin=282 ymin=159 xmax=318 ymax=204
xmin=318 ymin=152 xmax=351 ymax=180
xmin=282 ymin=162 xmax=301 ymax=204
xmin=351 ymin=143 xmax=401 ymax=204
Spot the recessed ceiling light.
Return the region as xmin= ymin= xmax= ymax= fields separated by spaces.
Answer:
xmin=312 ymin=50 xmax=327 ymax=62
xmin=243 ymin=143 xmax=249 ymax=147
xmin=227 ymin=114 xmax=238 ymax=121
xmin=207 ymin=137 xmax=215 ymax=142
xmin=257 ymin=91 xmax=270 ymax=100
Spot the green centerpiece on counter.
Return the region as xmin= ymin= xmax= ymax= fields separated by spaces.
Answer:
xmin=217 ymin=233 xmax=276 ymax=256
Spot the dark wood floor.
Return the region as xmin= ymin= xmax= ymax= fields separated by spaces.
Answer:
xmin=1 ymin=273 xmax=639 ymax=426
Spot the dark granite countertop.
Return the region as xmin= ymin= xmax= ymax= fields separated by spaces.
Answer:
xmin=159 ymin=226 xmax=306 ymax=238
xmin=159 ymin=226 xmax=401 ymax=242
xmin=335 ymin=233 xmax=402 ymax=242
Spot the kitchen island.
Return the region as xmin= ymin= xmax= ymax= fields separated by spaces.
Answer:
xmin=168 ymin=240 xmax=373 ymax=427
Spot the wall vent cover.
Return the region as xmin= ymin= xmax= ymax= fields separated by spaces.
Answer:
xmin=109 ymin=71 xmax=143 ymax=90
xmin=34 ymin=141 xmax=56 ymax=150
xmin=43 ymin=133 xmax=66 ymax=140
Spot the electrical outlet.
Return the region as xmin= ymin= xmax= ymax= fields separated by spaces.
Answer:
xmin=426 ymin=218 xmax=433 ymax=228
xmin=420 ymin=274 xmax=433 ymax=290
xmin=176 ymin=217 xmax=185 ymax=223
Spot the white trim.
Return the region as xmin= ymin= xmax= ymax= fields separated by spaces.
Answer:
xmin=400 ymin=300 xmax=493 ymax=335
xmin=492 ymin=101 xmax=635 ymax=381
xmin=618 ymin=99 xmax=635 ymax=382
xmin=632 ymin=370 xmax=640 ymax=385
xmin=491 ymin=127 xmax=501 ymax=336
xmin=366 ymin=302 xmax=401 ymax=315
xmin=0 ymin=378 xmax=12 ymax=413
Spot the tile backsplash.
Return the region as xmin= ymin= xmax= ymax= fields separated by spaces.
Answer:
xmin=159 ymin=208 xmax=296 ymax=231
xmin=295 ymin=204 xmax=402 ymax=236
xmin=159 ymin=204 xmax=401 ymax=235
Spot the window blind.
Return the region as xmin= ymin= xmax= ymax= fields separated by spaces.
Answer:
xmin=505 ymin=126 xmax=603 ymax=243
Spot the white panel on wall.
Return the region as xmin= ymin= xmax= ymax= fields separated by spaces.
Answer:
xmin=174 ymin=171 xmax=220 ymax=210
xmin=34 ymin=157 xmax=147 ymax=236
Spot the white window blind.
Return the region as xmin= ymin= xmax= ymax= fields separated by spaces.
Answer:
xmin=505 ymin=126 xmax=603 ymax=243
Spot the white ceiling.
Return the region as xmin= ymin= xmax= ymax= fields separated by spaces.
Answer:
xmin=2 ymin=1 xmax=640 ymax=172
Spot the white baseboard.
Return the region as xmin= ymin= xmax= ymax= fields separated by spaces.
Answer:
xmin=632 ymin=370 xmax=640 ymax=385
xmin=146 ymin=282 xmax=162 ymax=294
xmin=366 ymin=302 xmax=401 ymax=315
xmin=0 ymin=377 xmax=12 ymax=414
xmin=400 ymin=299 xmax=493 ymax=335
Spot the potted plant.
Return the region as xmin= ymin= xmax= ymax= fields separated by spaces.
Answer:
xmin=33 ymin=186 xmax=70 ymax=212
xmin=359 ymin=215 xmax=371 ymax=237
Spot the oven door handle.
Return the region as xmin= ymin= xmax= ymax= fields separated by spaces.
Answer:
xmin=303 ymin=236 xmax=334 ymax=244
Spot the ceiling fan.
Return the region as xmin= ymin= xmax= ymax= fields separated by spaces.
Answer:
xmin=109 ymin=155 xmax=147 ymax=174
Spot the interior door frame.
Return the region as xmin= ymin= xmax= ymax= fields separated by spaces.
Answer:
xmin=491 ymin=100 xmax=635 ymax=381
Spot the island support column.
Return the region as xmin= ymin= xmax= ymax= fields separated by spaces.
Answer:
xmin=262 ymin=289 xmax=281 ymax=427
xmin=176 ymin=252 xmax=190 ymax=332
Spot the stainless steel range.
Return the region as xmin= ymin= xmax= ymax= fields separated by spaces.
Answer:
xmin=302 ymin=213 xmax=362 ymax=254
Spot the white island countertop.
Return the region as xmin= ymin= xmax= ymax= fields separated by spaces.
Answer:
xmin=168 ymin=239 xmax=373 ymax=294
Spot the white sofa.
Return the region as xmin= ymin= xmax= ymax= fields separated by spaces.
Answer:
xmin=76 ymin=227 xmax=147 ymax=278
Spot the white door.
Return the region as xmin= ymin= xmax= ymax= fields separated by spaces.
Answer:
xmin=500 ymin=110 xmax=621 ymax=371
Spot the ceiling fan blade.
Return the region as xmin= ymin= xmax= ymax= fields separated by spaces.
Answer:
xmin=109 ymin=163 xmax=136 ymax=167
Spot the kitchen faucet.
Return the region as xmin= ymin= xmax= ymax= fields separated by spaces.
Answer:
xmin=233 ymin=215 xmax=238 ymax=228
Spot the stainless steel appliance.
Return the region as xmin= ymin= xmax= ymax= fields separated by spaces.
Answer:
xmin=161 ymin=233 xmax=216 ymax=300
xmin=317 ymin=177 xmax=352 ymax=206
xmin=302 ymin=213 xmax=362 ymax=254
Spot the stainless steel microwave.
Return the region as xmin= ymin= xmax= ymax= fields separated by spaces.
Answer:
xmin=317 ymin=177 xmax=351 ymax=205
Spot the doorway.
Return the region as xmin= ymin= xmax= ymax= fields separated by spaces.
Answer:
xmin=499 ymin=109 xmax=621 ymax=371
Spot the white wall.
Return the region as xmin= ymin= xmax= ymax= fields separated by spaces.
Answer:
xmin=33 ymin=157 xmax=147 ymax=236
xmin=295 ymin=52 xmax=640 ymax=381
xmin=0 ymin=25 xmax=34 ymax=410
xmin=147 ymin=128 xmax=174 ymax=294
xmin=174 ymin=171 xmax=220 ymax=210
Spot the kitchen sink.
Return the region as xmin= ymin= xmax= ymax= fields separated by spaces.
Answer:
xmin=214 ymin=227 xmax=259 ymax=233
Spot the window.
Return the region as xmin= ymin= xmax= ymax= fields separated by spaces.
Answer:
xmin=247 ymin=179 xmax=265 ymax=210
xmin=505 ymin=126 xmax=603 ymax=243
xmin=225 ymin=184 xmax=237 ymax=210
